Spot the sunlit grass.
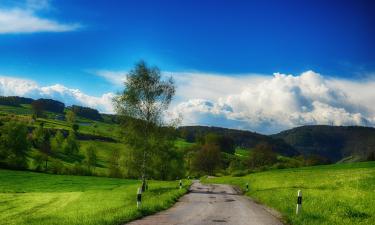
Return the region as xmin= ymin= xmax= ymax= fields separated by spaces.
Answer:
xmin=203 ymin=162 xmax=375 ymax=225
xmin=0 ymin=169 xmax=190 ymax=225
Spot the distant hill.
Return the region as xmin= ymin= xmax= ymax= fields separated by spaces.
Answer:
xmin=272 ymin=125 xmax=375 ymax=162
xmin=0 ymin=96 xmax=34 ymax=106
xmin=178 ymin=126 xmax=298 ymax=156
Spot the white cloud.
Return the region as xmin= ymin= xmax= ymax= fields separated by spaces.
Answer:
xmin=171 ymin=71 xmax=375 ymax=134
xmin=95 ymin=70 xmax=127 ymax=85
xmin=0 ymin=76 xmax=114 ymax=113
xmin=0 ymin=0 xmax=80 ymax=34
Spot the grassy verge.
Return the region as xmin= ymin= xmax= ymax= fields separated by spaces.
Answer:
xmin=0 ymin=169 xmax=191 ymax=225
xmin=203 ymin=162 xmax=375 ymax=225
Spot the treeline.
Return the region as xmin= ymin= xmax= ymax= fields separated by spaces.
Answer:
xmin=178 ymin=126 xmax=298 ymax=156
xmin=0 ymin=96 xmax=33 ymax=106
xmin=31 ymin=98 xmax=65 ymax=115
xmin=70 ymin=105 xmax=102 ymax=121
xmin=183 ymin=132 xmax=332 ymax=177
xmin=0 ymin=96 xmax=104 ymax=121
xmin=0 ymin=120 xmax=97 ymax=176
xmin=273 ymin=125 xmax=375 ymax=162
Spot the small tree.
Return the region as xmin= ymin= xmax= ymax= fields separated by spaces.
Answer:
xmin=191 ymin=144 xmax=221 ymax=175
xmin=66 ymin=110 xmax=76 ymax=124
xmin=247 ymin=143 xmax=277 ymax=169
xmin=84 ymin=145 xmax=97 ymax=172
xmin=32 ymin=124 xmax=51 ymax=170
xmin=63 ymin=131 xmax=79 ymax=156
xmin=108 ymin=149 xmax=122 ymax=178
xmin=31 ymin=101 xmax=44 ymax=118
xmin=113 ymin=61 xmax=175 ymax=184
xmin=72 ymin=124 xmax=79 ymax=133
xmin=0 ymin=121 xmax=30 ymax=169
xmin=204 ymin=133 xmax=235 ymax=154
xmin=50 ymin=130 xmax=65 ymax=154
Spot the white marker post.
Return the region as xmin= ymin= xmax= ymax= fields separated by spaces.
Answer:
xmin=179 ymin=180 xmax=182 ymax=189
xmin=296 ymin=190 xmax=302 ymax=215
xmin=137 ymin=187 xmax=142 ymax=208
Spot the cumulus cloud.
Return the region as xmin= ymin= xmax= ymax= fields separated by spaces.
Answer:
xmin=0 ymin=76 xmax=114 ymax=113
xmin=0 ymin=0 xmax=80 ymax=34
xmin=171 ymin=71 xmax=375 ymax=134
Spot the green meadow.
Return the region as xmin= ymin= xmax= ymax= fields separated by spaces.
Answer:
xmin=203 ymin=162 xmax=375 ymax=225
xmin=0 ymin=169 xmax=190 ymax=225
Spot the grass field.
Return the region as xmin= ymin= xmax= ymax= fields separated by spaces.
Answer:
xmin=203 ymin=162 xmax=375 ymax=225
xmin=0 ymin=169 xmax=190 ymax=225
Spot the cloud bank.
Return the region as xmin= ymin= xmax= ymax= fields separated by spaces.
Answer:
xmin=0 ymin=76 xmax=114 ymax=113
xmin=171 ymin=71 xmax=375 ymax=134
xmin=1 ymin=70 xmax=375 ymax=134
xmin=0 ymin=0 xmax=80 ymax=34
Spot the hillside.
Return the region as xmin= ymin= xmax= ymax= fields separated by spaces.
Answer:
xmin=178 ymin=126 xmax=298 ymax=156
xmin=272 ymin=125 xmax=375 ymax=162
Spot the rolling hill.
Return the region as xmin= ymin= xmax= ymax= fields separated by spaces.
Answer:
xmin=272 ymin=125 xmax=375 ymax=162
xmin=179 ymin=125 xmax=375 ymax=163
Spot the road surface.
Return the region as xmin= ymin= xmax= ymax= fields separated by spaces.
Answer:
xmin=126 ymin=181 xmax=283 ymax=225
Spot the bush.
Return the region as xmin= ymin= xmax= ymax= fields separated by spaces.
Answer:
xmin=0 ymin=121 xmax=30 ymax=169
xmin=49 ymin=159 xmax=64 ymax=174
xmin=247 ymin=143 xmax=277 ymax=169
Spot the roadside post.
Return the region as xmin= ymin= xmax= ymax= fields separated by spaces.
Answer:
xmin=246 ymin=182 xmax=249 ymax=192
xmin=137 ymin=187 xmax=142 ymax=208
xmin=296 ymin=190 xmax=302 ymax=215
xmin=179 ymin=180 xmax=182 ymax=189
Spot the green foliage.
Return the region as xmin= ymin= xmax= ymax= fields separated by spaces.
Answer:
xmin=84 ymin=145 xmax=97 ymax=171
xmin=191 ymin=143 xmax=222 ymax=175
xmin=0 ymin=169 xmax=191 ymax=225
xmin=246 ymin=143 xmax=277 ymax=169
xmin=178 ymin=126 xmax=298 ymax=156
xmin=66 ymin=110 xmax=76 ymax=124
xmin=114 ymin=61 xmax=178 ymax=180
xmin=0 ymin=121 xmax=30 ymax=169
xmin=71 ymin=105 xmax=102 ymax=121
xmin=204 ymin=162 xmax=375 ymax=225
xmin=0 ymin=96 xmax=33 ymax=107
xmin=31 ymin=100 xmax=44 ymax=118
xmin=204 ymin=133 xmax=236 ymax=154
xmin=273 ymin=125 xmax=375 ymax=162
xmin=72 ymin=123 xmax=79 ymax=132
xmin=32 ymin=124 xmax=52 ymax=170
xmin=108 ymin=149 xmax=122 ymax=178
xmin=50 ymin=130 xmax=65 ymax=153
xmin=63 ymin=131 xmax=80 ymax=156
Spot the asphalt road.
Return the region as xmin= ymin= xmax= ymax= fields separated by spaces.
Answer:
xmin=126 ymin=181 xmax=283 ymax=225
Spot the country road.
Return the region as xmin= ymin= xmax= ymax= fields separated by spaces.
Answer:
xmin=126 ymin=181 xmax=283 ymax=225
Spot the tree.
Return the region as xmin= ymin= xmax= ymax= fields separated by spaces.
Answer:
xmin=191 ymin=144 xmax=221 ymax=175
xmin=63 ymin=131 xmax=79 ymax=156
xmin=32 ymin=124 xmax=51 ymax=170
xmin=84 ymin=145 xmax=97 ymax=172
xmin=0 ymin=121 xmax=30 ymax=169
xmin=108 ymin=149 xmax=122 ymax=178
xmin=204 ymin=133 xmax=235 ymax=154
xmin=247 ymin=143 xmax=277 ymax=169
xmin=72 ymin=124 xmax=79 ymax=133
xmin=66 ymin=110 xmax=76 ymax=124
xmin=113 ymin=61 xmax=175 ymax=184
xmin=31 ymin=100 xmax=44 ymax=118
xmin=51 ymin=130 xmax=65 ymax=153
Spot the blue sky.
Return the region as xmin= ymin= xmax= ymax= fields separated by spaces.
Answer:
xmin=0 ymin=0 xmax=374 ymax=133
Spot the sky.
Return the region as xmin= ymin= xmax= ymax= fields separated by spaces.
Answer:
xmin=0 ymin=0 xmax=374 ymax=134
